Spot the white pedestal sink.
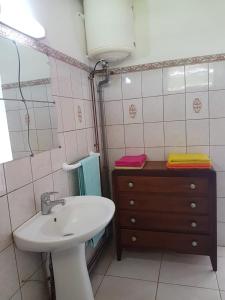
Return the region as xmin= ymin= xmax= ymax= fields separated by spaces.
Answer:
xmin=13 ymin=196 xmax=115 ymax=300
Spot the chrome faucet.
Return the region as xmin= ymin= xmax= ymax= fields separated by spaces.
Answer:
xmin=41 ymin=192 xmax=65 ymax=215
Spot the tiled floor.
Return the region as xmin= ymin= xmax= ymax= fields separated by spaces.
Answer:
xmin=90 ymin=244 xmax=225 ymax=300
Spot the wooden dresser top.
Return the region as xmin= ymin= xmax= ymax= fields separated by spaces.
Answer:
xmin=112 ymin=161 xmax=216 ymax=176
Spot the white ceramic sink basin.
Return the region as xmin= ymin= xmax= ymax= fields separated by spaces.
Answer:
xmin=14 ymin=196 xmax=115 ymax=252
xmin=14 ymin=195 xmax=115 ymax=300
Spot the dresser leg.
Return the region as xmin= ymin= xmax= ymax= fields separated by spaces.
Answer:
xmin=210 ymin=253 xmax=217 ymax=272
xmin=116 ymin=247 xmax=122 ymax=261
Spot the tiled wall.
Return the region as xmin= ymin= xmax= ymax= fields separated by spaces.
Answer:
xmin=3 ymin=83 xmax=58 ymax=159
xmin=0 ymin=58 xmax=95 ymax=300
xmin=102 ymin=61 xmax=225 ymax=246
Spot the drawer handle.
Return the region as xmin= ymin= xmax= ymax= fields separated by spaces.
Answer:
xmin=192 ymin=241 xmax=198 ymax=247
xmin=190 ymin=202 xmax=197 ymax=209
xmin=190 ymin=183 xmax=196 ymax=190
xmin=130 ymin=218 xmax=136 ymax=224
xmin=128 ymin=182 xmax=134 ymax=188
xmin=131 ymin=236 xmax=137 ymax=242
xmin=191 ymin=222 xmax=197 ymax=228
xmin=129 ymin=200 xmax=135 ymax=206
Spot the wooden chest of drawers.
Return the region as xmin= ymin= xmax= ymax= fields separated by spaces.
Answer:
xmin=112 ymin=161 xmax=217 ymax=271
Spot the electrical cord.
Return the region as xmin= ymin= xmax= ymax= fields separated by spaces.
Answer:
xmin=12 ymin=40 xmax=34 ymax=157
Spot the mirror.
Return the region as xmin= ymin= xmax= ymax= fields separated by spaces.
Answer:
xmin=0 ymin=36 xmax=59 ymax=164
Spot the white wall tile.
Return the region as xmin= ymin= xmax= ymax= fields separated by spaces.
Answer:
xmin=0 ymin=164 xmax=6 ymax=196
xmin=104 ymin=74 xmax=122 ymax=101
xmin=54 ymin=97 xmax=63 ymax=132
xmin=84 ymin=101 xmax=94 ymax=128
xmin=31 ymin=85 xmax=48 ymax=102
xmin=4 ymin=157 xmax=32 ymax=192
xmin=7 ymin=111 xmax=22 ymax=131
xmin=186 ymin=92 xmax=209 ymax=119
xmin=15 ymin=248 xmax=42 ymax=283
xmin=124 ymin=124 xmax=144 ymax=148
xmin=106 ymin=125 xmax=125 ymax=148
xmin=64 ymin=131 xmax=78 ymax=163
xmin=81 ymin=70 xmax=91 ymax=100
xmin=164 ymin=94 xmax=185 ymax=121
xmin=77 ymin=129 xmax=88 ymax=159
xmin=60 ymin=98 xmax=76 ymax=131
xmin=210 ymin=146 xmax=225 ymax=171
xmin=218 ymin=222 xmax=225 ymax=246
xmin=123 ymin=98 xmax=143 ymax=124
xmin=163 ymin=66 xmax=185 ymax=95
xmin=142 ymin=69 xmax=163 ymax=97
xmin=86 ymin=128 xmax=96 ymax=153
xmin=53 ymin=169 xmax=69 ymax=199
xmin=209 ymin=90 xmax=225 ymax=118
xmin=104 ymin=101 xmax=123 ymax=125
xmin=217 ymin=172 xmax=225 ymax=197
xmin=33 ymin=174 xmax=54 ymax=211
xmin=125 ymin=148 xmax=145 ymax=156
xmin=209 ymin=61 xmax=225 ymax=90
xmin=74 ymin=100 xmax=86 ymax=129
xmin=8 ymin=184 xmax=35 ymax=230
xmin=0 ymin=246 xmax=19 ymax=299
xmin=70 ymin=66 xmax=82 ymax=99
xmin=145 ymin=147 xmax=165 ymax=161
xmin=37 ymin=130 xmax=53 ymax=151
xmin=185 ymin=63 xmax=208 ymax=92
xmin=164 ymin=121 xmax=186 ymax=146
xmin=217 ymin=198 xmax=225 ymax=222
xmin=210 ymin=118 xmax=225 ymax=145
xmin=122 ymin=72 xmax=142 ymax=99
xmin=0 ymin=195 xmax=12 ymax=252
xmin=49 ymin=58 xmax=59 ymax=96
xmin=31 ymin=151 xmax=52 ymax=180
xmin=56 ymin=60 xmax=72 ymax=98
xmin=187 ymin=146 xmax=210 ymax=156
xmin=187 ymin=119 xmax=209 ymax=146
xmin=51 ymin=145 xmax=66 ymax=173
xmin=11 ymin=290 xmax=22 ymax=300
xmin=34 ymin=107 xmax=51 ymax=130
xmin=143 ymin=96 xmax=163 ymax=122
xmin=144 ymin=122 xmax=164 ymax=147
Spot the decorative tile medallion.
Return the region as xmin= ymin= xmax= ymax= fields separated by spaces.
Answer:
xmin=193 ymin=98 xmax=202 ymax=113
xmin=77 ymin=105 xmax=83 ymax=123
xmin=129 ymin=104 xmax=137 ymax=119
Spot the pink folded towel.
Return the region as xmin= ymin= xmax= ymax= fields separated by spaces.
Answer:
xmin=115 ymin=154 xmax=147 ymax=167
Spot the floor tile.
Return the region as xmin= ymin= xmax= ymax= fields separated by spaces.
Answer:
xmin=156 ymin=283 xmax=221 ymax=300
xmin=93 ymin=243 xmax=114 ymax=275
xmin=107 ymin=250 xmax=161 ymax=281
xmin=95 ymin=276 xmax=157 ymax=300
xmin=217 ymin=257 xmax=225 ymax=290
xmin=91 ymin=273 xmax=104 ymax=295
xmin=159 ymin=253 xmax=218 ymax=289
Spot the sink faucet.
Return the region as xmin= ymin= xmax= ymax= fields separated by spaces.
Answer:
xmin=41 ymin=192 xmax=65 ymax=215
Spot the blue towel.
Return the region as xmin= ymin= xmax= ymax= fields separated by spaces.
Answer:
xmin=78 ymin=155 xmax=105 ymax=247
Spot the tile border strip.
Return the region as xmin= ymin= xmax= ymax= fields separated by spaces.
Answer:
xmin=110 ymin=54 xmax=225 ymax=74
xmin=2 ymin=78 xmax=51 ymax=90
xmin=2 ymin=23 xmax=225 ymax=75
xmin=0 ymin=23 xmax=91 ymax=72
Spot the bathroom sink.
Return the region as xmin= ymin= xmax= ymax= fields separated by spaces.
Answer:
xmin=14 ymin=195 xmax=115 ymax=252
xmin=14 ymin=196 xmax=115 ymax=300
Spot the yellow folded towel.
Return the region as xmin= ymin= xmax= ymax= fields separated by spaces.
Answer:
xmin=168 ymin=153 xmax=210 ymax=163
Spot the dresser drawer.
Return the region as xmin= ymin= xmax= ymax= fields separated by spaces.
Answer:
xmin=118 ymin=193 xmax=209 ymax=214
xmin=120 ymin=229 xmax=210 ymax=255
xmin=117 ymin=176 xmax=208 ymax=195
xmin=119 ymin=211 xmax=209 ymax=234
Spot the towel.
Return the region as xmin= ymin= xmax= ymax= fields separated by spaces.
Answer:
xmin=167 ymin=162 xmax=212 ymax=169
xmin=168 ymin=153 xmax=210 ymax=163
xmin=115 ymin=154 xmax=147 ymax=167
xmin=78 ymin=155 xmax=104 ymax=247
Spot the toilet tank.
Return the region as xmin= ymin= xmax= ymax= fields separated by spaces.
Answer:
xmin=83 ymin=0 xmax=135 ymax=63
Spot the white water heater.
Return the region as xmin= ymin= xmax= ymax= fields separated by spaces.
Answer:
xmin=83 ymin=0 xmax=135 ymax=63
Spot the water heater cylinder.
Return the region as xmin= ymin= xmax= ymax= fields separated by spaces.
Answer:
xmin=83 ymin=0 xmax=135 ymax=63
